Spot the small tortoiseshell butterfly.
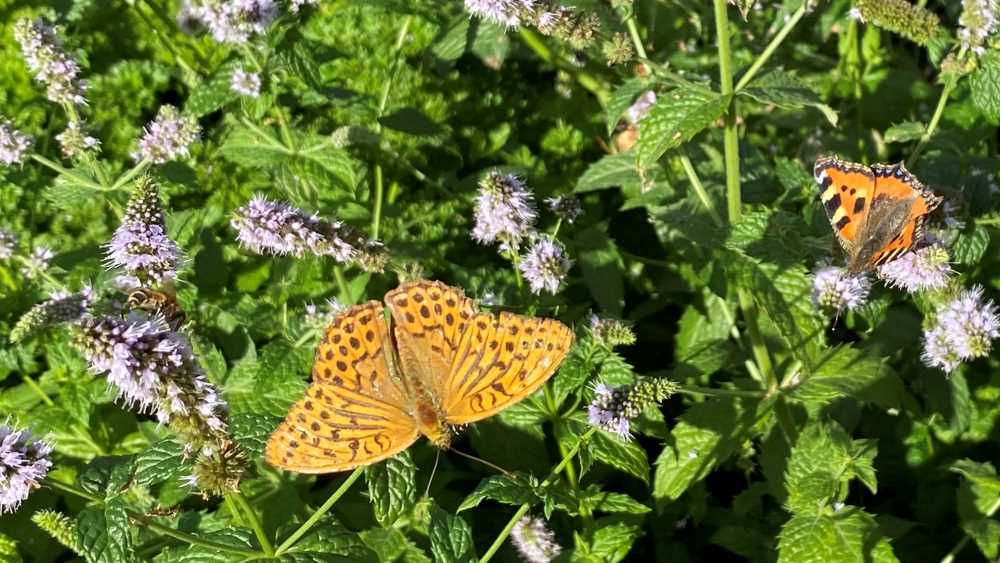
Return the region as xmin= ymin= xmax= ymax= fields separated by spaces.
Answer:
xmin=813 ymin=155 xmax=943 ymax=273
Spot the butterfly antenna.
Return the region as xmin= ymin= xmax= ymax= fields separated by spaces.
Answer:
xmin=451 ymin=448 xmax=514 ymax=478
xmin=424 ymin=449 xmax=441 ymax=499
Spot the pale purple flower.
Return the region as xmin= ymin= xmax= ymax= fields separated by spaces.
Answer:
xmin=231 ymin=196 xmax=388 ymax=270
xmin=877 ymin=244 xmax=952 ymax=293
xmin=464 ymin=0 xmax=534 ymax=27
xmin=55 ymin=121 xmax=100 ymax=159
xmin=13 ymin=18 xmax=87 ymax=106
xmin=472 ymin=171 xmax=537 ymax=252
xmin=193 ymin=0 xmax=279 ymax=44
xmin=922 ymin=286 xmax=1000 ymax=372
xmin=231 ymin=68 xmax=261 ymax=97
xmin=519 ymin=237 xmax=571 ymax=295
xmin=626 ymin=90 xmax=657 ymax=125
xmin=511 ymin=515 xmax=561 ymax=563
xmin=106 ymin=176 xmax=182 ymax=286
xmin=21 ymin=246 xmax=54 ymax=279
xmin=0 ymin=119 xmax=32 ymax=166
xmin=959 ymin=0 xmax=998 ymax=55
xmin=587 ymin=383 xmax=632 ymax=439
xmin=0 ymin=425 xmax=52 ymax=514
xmin=305 ymin=298 xmax=345 ymax=328
xmin=0 ymin=230 xmax=16 ymax=259
xmin=73 ymin=315 xmax=229 ymax=447
xmin=848 ymin=7 xmax=865 ymax=21
xmin=811 ymin=266 xmax=870 ymax=314
xmin=546 ymin=195 xmax=582 ymax=224
xmin=132 ymin=105 xmax=201 ymax=164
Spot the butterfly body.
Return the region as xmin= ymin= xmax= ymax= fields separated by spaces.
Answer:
xmin=265 ymin=280 xmax=573 ymax=473
xmin=814 ymin=155 xmax=942 ymax=273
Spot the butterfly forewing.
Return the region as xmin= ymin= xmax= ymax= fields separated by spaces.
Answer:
xmin=814 ymin=155 xmax=876 ymax=251
xmin=860 ymin=162 xmax=943 ymax=270
xmin=264 ymin=301 xmax=419 ymax=473
xmin=445 ymin=311 xmax=573 ymax=425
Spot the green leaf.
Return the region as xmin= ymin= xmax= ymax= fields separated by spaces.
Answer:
xmin=653 ymin=398 xmax=761 ymax=504
xmin=971 ymin=52 xmax=1000 ymax=122
xmin=0 ymin=532 xmax=19 ymax=563
xmin=458 ymin=475 xmax=537 ymax=512
xmin=777 ymin=507 xmax=899 ymax=563
xmin=278 ymin=43 xmax=324 ymax=90
xmin=951 ymin=224 xmax=990 ymax=266
xmin=579 ymin=488 xmax=650 ymax=515
xmin=431 ymin=15 xmax=471 ymax=62
xmin=360 ymin=528 xmax=430 ymax=563
xmin=574 ymin=152 xmax=642 ymax=193
xmin=785 ymin=422 xmax=879 ymax=515
xmin=218 ymin=125 xmax=290 ymax=168
xmin=77 ymin=456 xmax=135 ymax=497
xmin=574 ymin=226 xmax=624 ymax=316
xmin=674 ymin=290 xmax=735 ymax=377
xmin=588 ymin=431 xmax=649 ymax=484
xmin=470 ymin=20 xmax=510 ymax=66
xmin=951 ymin=459 xmax=1000 ymax=514
xmin=636 ymin=88 xmax=729 ymax=166
xmin=156 ymin=529 xmax=255 ymax=562
xmin=790 ymin=345 xmax=893 ymax=412
xmin=427 ymin=504 xmax=476 ymax=563
xmin=133 ymin=439 xmax=186 ymax=487
xmin=185 ymin=61 xmax=240 ymax=117
xmin=76 ymin=499 xmax=136 ymax=563
xmin=739 ymin=70 xmax=838 ymax=126
xmin=884 ymin=121 xmax=925 ymax=143
xmin=230 ymin=412 xmax=280 ymax=459
xmin=366 ymin=451 xmax=418 ymax=527
xmin=576 ymin=520 xmax=643 ymax=563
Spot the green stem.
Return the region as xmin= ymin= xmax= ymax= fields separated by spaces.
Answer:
xmin=678 ymin=385 xmax=766 ymax=399
xmin=677 ymin=151 xmax=725 ymax=227
xmin=333 ymin=266 xmax=350 ymax=303
xmin=229 ymin=491 xmax=274 ymax=555
xmin=940 ymin=495 xmax=1000 ymax=563
xmin=30 ymin=154 xmax=104 ymax=192
xmin=45 ymin=480 xmax=261 ymax=557
xmin=734 ymin=3 xmax=808 ymax=91
xmin=111 ymin=160 xmax=151 ymax=192
xmin=906 ymin=82 xmax=955 ymax=169
xmin=239 ymin=117 xmax=290 ymax=151
xmin=479 ymin=428 xmax=596 ymax=563
xmin=714 ymin=0 xmax=742 ymax=224
xmin=275 ymin=467 xmax=364 ymax=555
xmin=738 ymin=290 xmax=776 ymax=389
xmin=517 ymin=28 xmax=610 ymax=107
xmin=372 ymin=163 xmax=384 ymax=239
xmin=624 ymin=14 xmax=648 ymax=59
xmin=774 ymin=397 xmax=800 ymax=446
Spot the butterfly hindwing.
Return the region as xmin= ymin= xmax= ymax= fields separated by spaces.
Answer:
xmin=264 ymin=301 xmax=419 ymax=473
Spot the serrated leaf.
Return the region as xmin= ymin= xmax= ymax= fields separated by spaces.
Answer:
xmin=579 ymin=520 xmax=642 ymax=563
xmin=230 ymin=412 xmax=280 ymax=459
xmin=427 ymin=504 xmax=476 ymax=563
xmin=366 ymin=451 xmax=417 ymax=527
xmin=884 ymin=121 xmax=925 ymax=143
xmin=579 ymin=488 xmax=650 ymax=515
xmin=971 ymin=52 xmax=1000 ymax=122
xmin=653 ymin=398 xmax=761 ymax=503
xmin=155 ymin=529 xmax=255 ymax=562
xmin=77 ymin=456 xmax=135 ymax=497
xmin=951 ymin=224 xmax=990 ymax=265
xmin=133 ymin=439 xmax=186 ymax=487
xmin=432 ymin=15 xmax=471 ymax=62
xmin=790 ymin=345 xmax=893 ymax=412
xmin=785 ymin=422 xmax=879 ymax=514
xmin=360 ymin=527 xmax=430 ymax=563
xmin=185 ymin=61 xmax=240 ymax=117
xmin=739 ymin=70 xmax=838 ymax=126
xmin=218 ymin=125 xmax=290 ymax=168
xmin=76 ymin=499 xmax=137 ymax=563
xmin=574 ymin=226 xmax=624 ymax=316
xmin=588 ymin=431 xmax=649 ymax=484
xmin=636 ymin=88 xmax=729 ymax=166
xmin=777 ymin=507 xmax=899 ymax=563
xmin=458 ymin=475 xmax=537 ymax=512
xmin=674 ymin=290 xmax=735 ymax=377
xmin=574 ymin=152 xmax=642 ymax=193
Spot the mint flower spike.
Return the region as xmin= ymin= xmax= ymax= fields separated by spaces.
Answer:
xmin=921 ymin=286 xmax=1000 ymax=373
xmin=193 ymin=0 xmax=279 ymax=44
xmin=231 ymin=195 xmax=388 ymax=272
xmin=0 ymin=119 xmax=32 ymax=166
xmin=132 ymin=105 xmax=201 ymax=164
xmin=545 ymin=194 xmax=582 ymax=224
xmin=519 ymin=237 xmax=572 ymax=295
xmin=588 ymin=314 xmax=636 ymax=348
xmin=0 ymin=424 xmax=53 ymax=515
xmin=472 ymin=170 xmax=538 ymax=253
xmin=587 ymin=378 xmax=679 ymax=440
xmin=13 ymin=18 xmax=87 ymax=106
xmin=960 ymin=0 xmax=999 ymax=56
xmin=811 ymin=265 xmax=870 ymax=315
xmin=106 ymin=176 xmax=182 ymax=288
xmin=464 ymin=0 xmax=534 ymax=27
xmin=877 ymin=244 xmax=952 ymax=293
xmin=21 ymin=246 xmax=54 ymax=280
xmin=10 ymin=287 xmax=94 ymax=343
xmin=511 ymin=515 xmax=562 ymax=563
xmin=56 ymin=121 xmax=100 ymax=159
xmin=853 ymin=0 xmax=941 ymax=45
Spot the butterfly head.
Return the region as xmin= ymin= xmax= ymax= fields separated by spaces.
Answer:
xmin=416 ymin=401 xmax=452 ymax=449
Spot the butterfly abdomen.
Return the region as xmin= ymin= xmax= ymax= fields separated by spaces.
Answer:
xmin=416 ymin=400 xmax=451 ymax=448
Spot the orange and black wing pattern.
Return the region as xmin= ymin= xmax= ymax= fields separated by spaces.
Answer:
xmin=814 ymin=154 xmax=876 ymax=251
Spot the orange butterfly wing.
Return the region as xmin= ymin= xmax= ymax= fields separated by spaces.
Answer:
xmin=264 ymin=301 xmax=419 ymax=473
xmin=862 ymin=162 xmax=943 ymax=268
xmin=445 ymin=310 xmax=574 ymax=424
xmin=814 ymin=154 xmax=875 ymax=249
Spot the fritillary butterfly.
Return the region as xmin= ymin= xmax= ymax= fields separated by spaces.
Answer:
xmin=264 ymin=280 xmax=575 ymax=473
